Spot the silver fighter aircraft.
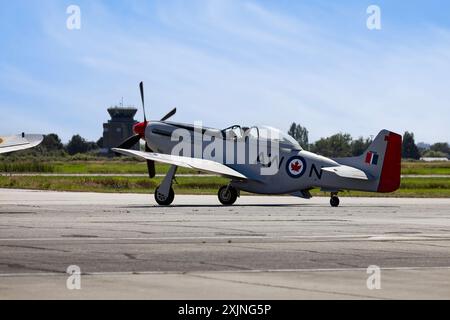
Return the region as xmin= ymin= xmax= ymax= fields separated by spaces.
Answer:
xmin=114 ymin=83 xmax=402 ymax=207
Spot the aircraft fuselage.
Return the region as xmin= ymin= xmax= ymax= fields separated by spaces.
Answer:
xmin=144 ymin=121 xmax=381 ymax=196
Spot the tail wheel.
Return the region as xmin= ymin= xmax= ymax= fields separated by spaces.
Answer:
xmin=154 ymin=186 xmax=175 ymax=206
xmin=218 ymin=186 xmax=238 ymax=206
xmin=330 ymin=196 xmax=340 ymax=207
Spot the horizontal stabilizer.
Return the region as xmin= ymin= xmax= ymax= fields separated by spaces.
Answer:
xmin=112 ymin=148 xmax=248 ymax=180
xmin=322 ymin=165 xmax=370 ymax=180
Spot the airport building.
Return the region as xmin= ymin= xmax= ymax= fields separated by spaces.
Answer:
xmin=101 ymin=106 xmax=139 ymax=154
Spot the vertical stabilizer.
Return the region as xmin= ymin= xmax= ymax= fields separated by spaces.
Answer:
xmin=334 ymin=130 xmax=402 ymax=193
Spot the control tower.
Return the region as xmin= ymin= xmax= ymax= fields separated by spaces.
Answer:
xmin=102 ymin=105 xmax=139 ymax=154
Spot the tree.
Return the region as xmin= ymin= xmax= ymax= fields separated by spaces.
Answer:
xmin=96 ymin=137 xmax=104 ymax=149
xmin=41 ymin=134 xmax=64 ymax=151
xmin=351 ymin=137 xmax=372 ymax=157
xmin=288 ymin=123 xmax=309 ymax=149
xmin=422 ymin=150 xmax=447 ymax=158
xmin=402 ymin=132 xmax=421 ymax=160
xmin=87 ymin=141 xmax=99 ymax=151
xmin=311 ymin=133 xmax=352 ymax=157
xmin=66 ymin=134 xmax=97 ymax=155
xmin=430 ymin=142 xmax=449 ymax=156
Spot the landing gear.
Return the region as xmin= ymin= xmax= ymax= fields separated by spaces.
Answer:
xmin=155 ymin=186 xmax=175 ymax=206
xmin=330 ymin=193 xmax=340 ymax=207
xmin=218 ymin=185 xmax=238 ymax=206
xmin=154 ymin=165 xmax=177 ymax=206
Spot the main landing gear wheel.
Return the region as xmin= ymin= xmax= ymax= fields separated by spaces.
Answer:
xmin=218 ymin=186 xmax=238 ymax=206
xmin=154 ymin=186 xmax=175 ymax=206
xmin=330 ymin=195 xmax=340 ymax=207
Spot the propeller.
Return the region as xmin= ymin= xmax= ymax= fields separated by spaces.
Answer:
xmin=117 ymin=134 xmax=140 ymax=150
xmin=116 ymin=82 xmax=177 ymax=179
xmin=160 ymin=108 xmax=177 ymax=122
xmin=138 ymin=81 xmax=156 ymax=178
xmin=145 ymin=143 xmax=156 ymax=178
xmin=139 ymin=81 xmax=147 ymax=123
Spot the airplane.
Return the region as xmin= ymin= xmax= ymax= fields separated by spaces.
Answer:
xmin=113 ymin=82 xmax=402 ymax=207
xmin=0 ymin=133 xmax=44 ymax=154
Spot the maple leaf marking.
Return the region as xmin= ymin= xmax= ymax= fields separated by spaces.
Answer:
xmin=291 ymin=161 xmax=302 ymax=173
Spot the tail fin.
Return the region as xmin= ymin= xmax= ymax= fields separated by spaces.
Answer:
xmin=335 ymin=130 xmax=402 ymax=193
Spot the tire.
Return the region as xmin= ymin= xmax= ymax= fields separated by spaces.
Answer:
xmin=154 ymin=186 xmax=175 ymax=206
xmin=218 ymin=186 xmax=238 ymax=206
xmin=330 ymin=196 xmax=340 ymax=207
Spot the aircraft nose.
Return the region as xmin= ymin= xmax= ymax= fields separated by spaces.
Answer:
xmin=133 ymin=121 xmax=148 ymax=138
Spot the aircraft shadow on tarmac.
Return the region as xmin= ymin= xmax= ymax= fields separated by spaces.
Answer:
xmin=121 ymin=204 xmax=399 ymax=209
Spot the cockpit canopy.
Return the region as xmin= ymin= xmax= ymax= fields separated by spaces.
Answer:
xmin=221 ymin=125 xmax=302 ymax=150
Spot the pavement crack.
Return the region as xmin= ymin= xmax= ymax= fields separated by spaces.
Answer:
xmin=197 ymin=261 xmax=253 ymax=271
xmin=0 ymin=244 xmax=71 ymax=253
xmin=123 ymin=253 xmax=138 ymax=260
xmin=0 ymin=263 xmax=64 ymax=274
xmin=186 ymin=273 xmax=388 ymax=300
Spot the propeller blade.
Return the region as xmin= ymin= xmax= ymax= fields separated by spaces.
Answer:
xmin=145 ymin=143 xmax=156 ymax=178
xmin=160 ymin=108 xmax=177 ymax=122
xmin=147 ymin=160 xmax=156 ymax=178
xmin=139 ymin=81 xmax=147 ymax=122
xmin=117 ymin=134 xmax=141 ymax=150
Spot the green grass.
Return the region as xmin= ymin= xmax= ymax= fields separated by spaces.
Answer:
xmin=51 ymin=162 xmax=201 ymax=174
xmin=0 ymin=176 xmax=448 ymax=198
xmin=0 ymin=161 xmax=200 ymax=174
xmin=1 ymin=160 xmax=449 ymax=175
xmin=0 ymin=161 xmax=54 ymax=173
xmin=401 ymin=161 xmax=450 ymax=175
xmin=0 ymin=175 xmax=229 ymax=194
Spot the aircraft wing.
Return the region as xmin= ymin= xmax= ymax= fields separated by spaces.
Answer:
xmin=322 ymin=165 xmax=371 ymax=180
xmin=112 ymin=148 xmax=248 ymax=180
xmin=0 ymin=134 xmax=44 ymax=155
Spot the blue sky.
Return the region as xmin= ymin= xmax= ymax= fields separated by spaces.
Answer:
xmin=0 ymin=0 xmax=449 ymax=143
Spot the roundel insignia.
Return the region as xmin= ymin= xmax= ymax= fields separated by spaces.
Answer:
xmin=286 ymin=156 xmax=307 ymax=178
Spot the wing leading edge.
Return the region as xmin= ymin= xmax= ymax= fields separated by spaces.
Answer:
xmin=112 ymin=148 xmax=248 ymax=180
xmin=0 ymin=134 xmax=44 ymax=154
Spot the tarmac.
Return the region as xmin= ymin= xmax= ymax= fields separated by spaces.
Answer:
xmin=0 ymin=189 xmax=449 ymax=299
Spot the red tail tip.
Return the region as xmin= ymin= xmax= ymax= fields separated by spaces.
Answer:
xmin=378 ymin=132 xmax=402 ymax=193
